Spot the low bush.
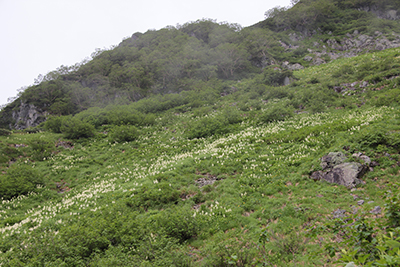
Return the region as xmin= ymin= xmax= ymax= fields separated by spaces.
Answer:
xmin=126 ymin=183 xmax=180 ymax=210
xmin=259 ymin=104 xmax=293 ymax=123
xmin=61 ymin=117 xmax=95 ymax=139
xmin=186 ymin=116 xmax=228 ymax=139
xmin=109 ymin=125 xmax=139 ymax=143
xmin=44 ymin=116 xmax=63 ymax=133
xmin=0 ymin=128 xmax=11 ymax=136
xmin=0 ymin=164 xmax=44 ymax=200
xmin=28 ymin=136 xmax=54 ymax=161
xmin=154 ymin=207 xmax=200 ymax=243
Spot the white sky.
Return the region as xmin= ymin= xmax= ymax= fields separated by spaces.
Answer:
xmin=0 ymin=0 xmax=291 ymax=107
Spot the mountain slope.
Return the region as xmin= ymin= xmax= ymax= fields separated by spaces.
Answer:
xmin=0 ymin=1 xmax=400 ymax=266
xmin=1 ymin=0 xmax=400 ymax=130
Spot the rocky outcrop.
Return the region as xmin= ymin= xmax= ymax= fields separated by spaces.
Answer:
xmin=12 ymin=102 xmax=47 ymax=130
xmin=310 ymin=152 xmax=368 ymax=188
xmin=322 ymin=32 xmax=400 ymax=61
xmin=357 ymin=6 xmax=400 ymax=20
xmin=284 ymin=31 xmax=400 ymax=66
xmin=281 ymin=61 xmax=304 ymax=71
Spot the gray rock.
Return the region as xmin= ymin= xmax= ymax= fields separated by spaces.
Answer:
xmin=370 ymin=161 xmax=380 ymax=167
xmin=303 ymin=55 xmax=313 ymax=61
xmin=360 ymin=155 xmax=371 ymax=165
xmin=282 ymin=61 xmax=304 ymax=71
xmin=289 ymin=63 xmax=304 ymax=70
xmin=370 ymin=206 xmax=382 ymax=214
xmin=310 ymin=171 xmax=324 ymax=181
xmin=359 ymin=81 xmax=369 ymax=88
xmin=387 ymin=10 xmax=398 ymax=20
xmin=352 ymin=207 xmax=359 ymax=214
xmin=332 ymin=209 xmax=347 ymax=219
xmin=12 ymin=102 xmax=47 ymax=130
xmin=357 ymin=200 xmax=365 ymax=205
xmin=323 ymin=163 xmax=366 ymax=188
xmin=289 ymin=33 xmax=302 ymax=42
xmin=321 ymin=152 xmax=347 ymax=170
xmin=311 ymin=152 xmax=369 ymax=188
xmin=352 ymin=153 xmax=372 ymax=165
xmin=283 ymin=76 xmax=291 ymax=86
xmin=313 ymin=58 xmax=326 ymax=66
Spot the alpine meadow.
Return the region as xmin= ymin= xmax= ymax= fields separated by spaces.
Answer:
xmin=1 ymin=0 xmax=400 ymax=266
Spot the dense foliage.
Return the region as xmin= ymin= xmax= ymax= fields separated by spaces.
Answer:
xmin=2 ymin=0 xmax=400 ymax=130
xmin=0 ymin=44 xmax=399 ymax=265
xmin=1 ymin=1 xmax=400 ymax=265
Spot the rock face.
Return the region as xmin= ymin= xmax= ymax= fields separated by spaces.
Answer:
xmin=12 ymin=102 xmax=46 ymax=130
xmin=322 ymin=32 xmax=400 ymax=61
xmin=311 ymin=152 xmax=368 ymax=188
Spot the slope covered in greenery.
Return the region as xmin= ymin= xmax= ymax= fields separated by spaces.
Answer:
xmin=0 ymin=44 xmax=399 ymax=265
xmin=1 ymin=0 xmax=400 ymax=129
xmin=1 ymin=0 xmax=400 ymax=266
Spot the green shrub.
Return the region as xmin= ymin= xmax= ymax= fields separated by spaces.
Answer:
xmin=332 ymin=64 xmax=354 ymax=79
xmin=28 ymin=136 xmax=54 ymax=161
xmin=107 ymin=108 xmax=144 ymax=126
xmin=44 ymin=116 xmax=64 ymax=133
xmin=0 ymin=128 xmax=11 ymax=136
xmin=222 ymin=107 xmax=242 ymax=124
xmin=385 ymin=184 xmax=400 ymax=228
xmin=154 ymin=207 xmax=199 ymax=243
xmin=260 ymin=104 xmax=292 ymax=123
xmin=262 ymin=68 xmax=293 ymax=86
xmin=310 ymin=101 xmax=326 ymax=113
xmin=186 ymin=116 xmax=228 ymax=139
xmin=0 ymin=143 xmax=22 ymax=164
xmin=0 ymin=164 xmax=44 ymax=200
xmin=355 ymin=127 xmax=387 ymax=149
xmin=61 ymin=117 xmax=95 ymax=139
xmin=110 ymin=125 xmax=139 ymax=143
xmin=126 ymin=183 xmax=180 ymax=210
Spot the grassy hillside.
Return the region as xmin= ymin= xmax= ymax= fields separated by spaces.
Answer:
xmin=2 ymin=0 xmax=400 ymax=130
xmin=0 ymin=45 xmax=399 ymax=266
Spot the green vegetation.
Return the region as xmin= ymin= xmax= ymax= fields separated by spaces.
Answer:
xmin=1 ymin=0 xmax=400 ymax=265
xmin=0 ymin=45 xmax=399 ymax=265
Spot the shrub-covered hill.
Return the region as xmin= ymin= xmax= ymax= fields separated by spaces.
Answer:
xmin=0 ymin=45 xmax=400 ymax=265
xmin=1 ymin=0 xmax=400 ymax=130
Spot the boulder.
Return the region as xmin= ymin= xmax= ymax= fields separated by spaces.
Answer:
xmin=311 ymin=152 xmax=368 ymax=188
xmin=322 ymin=163 xmax=365 ymax=188
xmin=320 ymin=152 xmax=347 ymax=170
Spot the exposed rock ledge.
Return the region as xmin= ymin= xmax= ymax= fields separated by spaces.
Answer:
xmin=12 ymin=102 xmax=47 ymax=130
